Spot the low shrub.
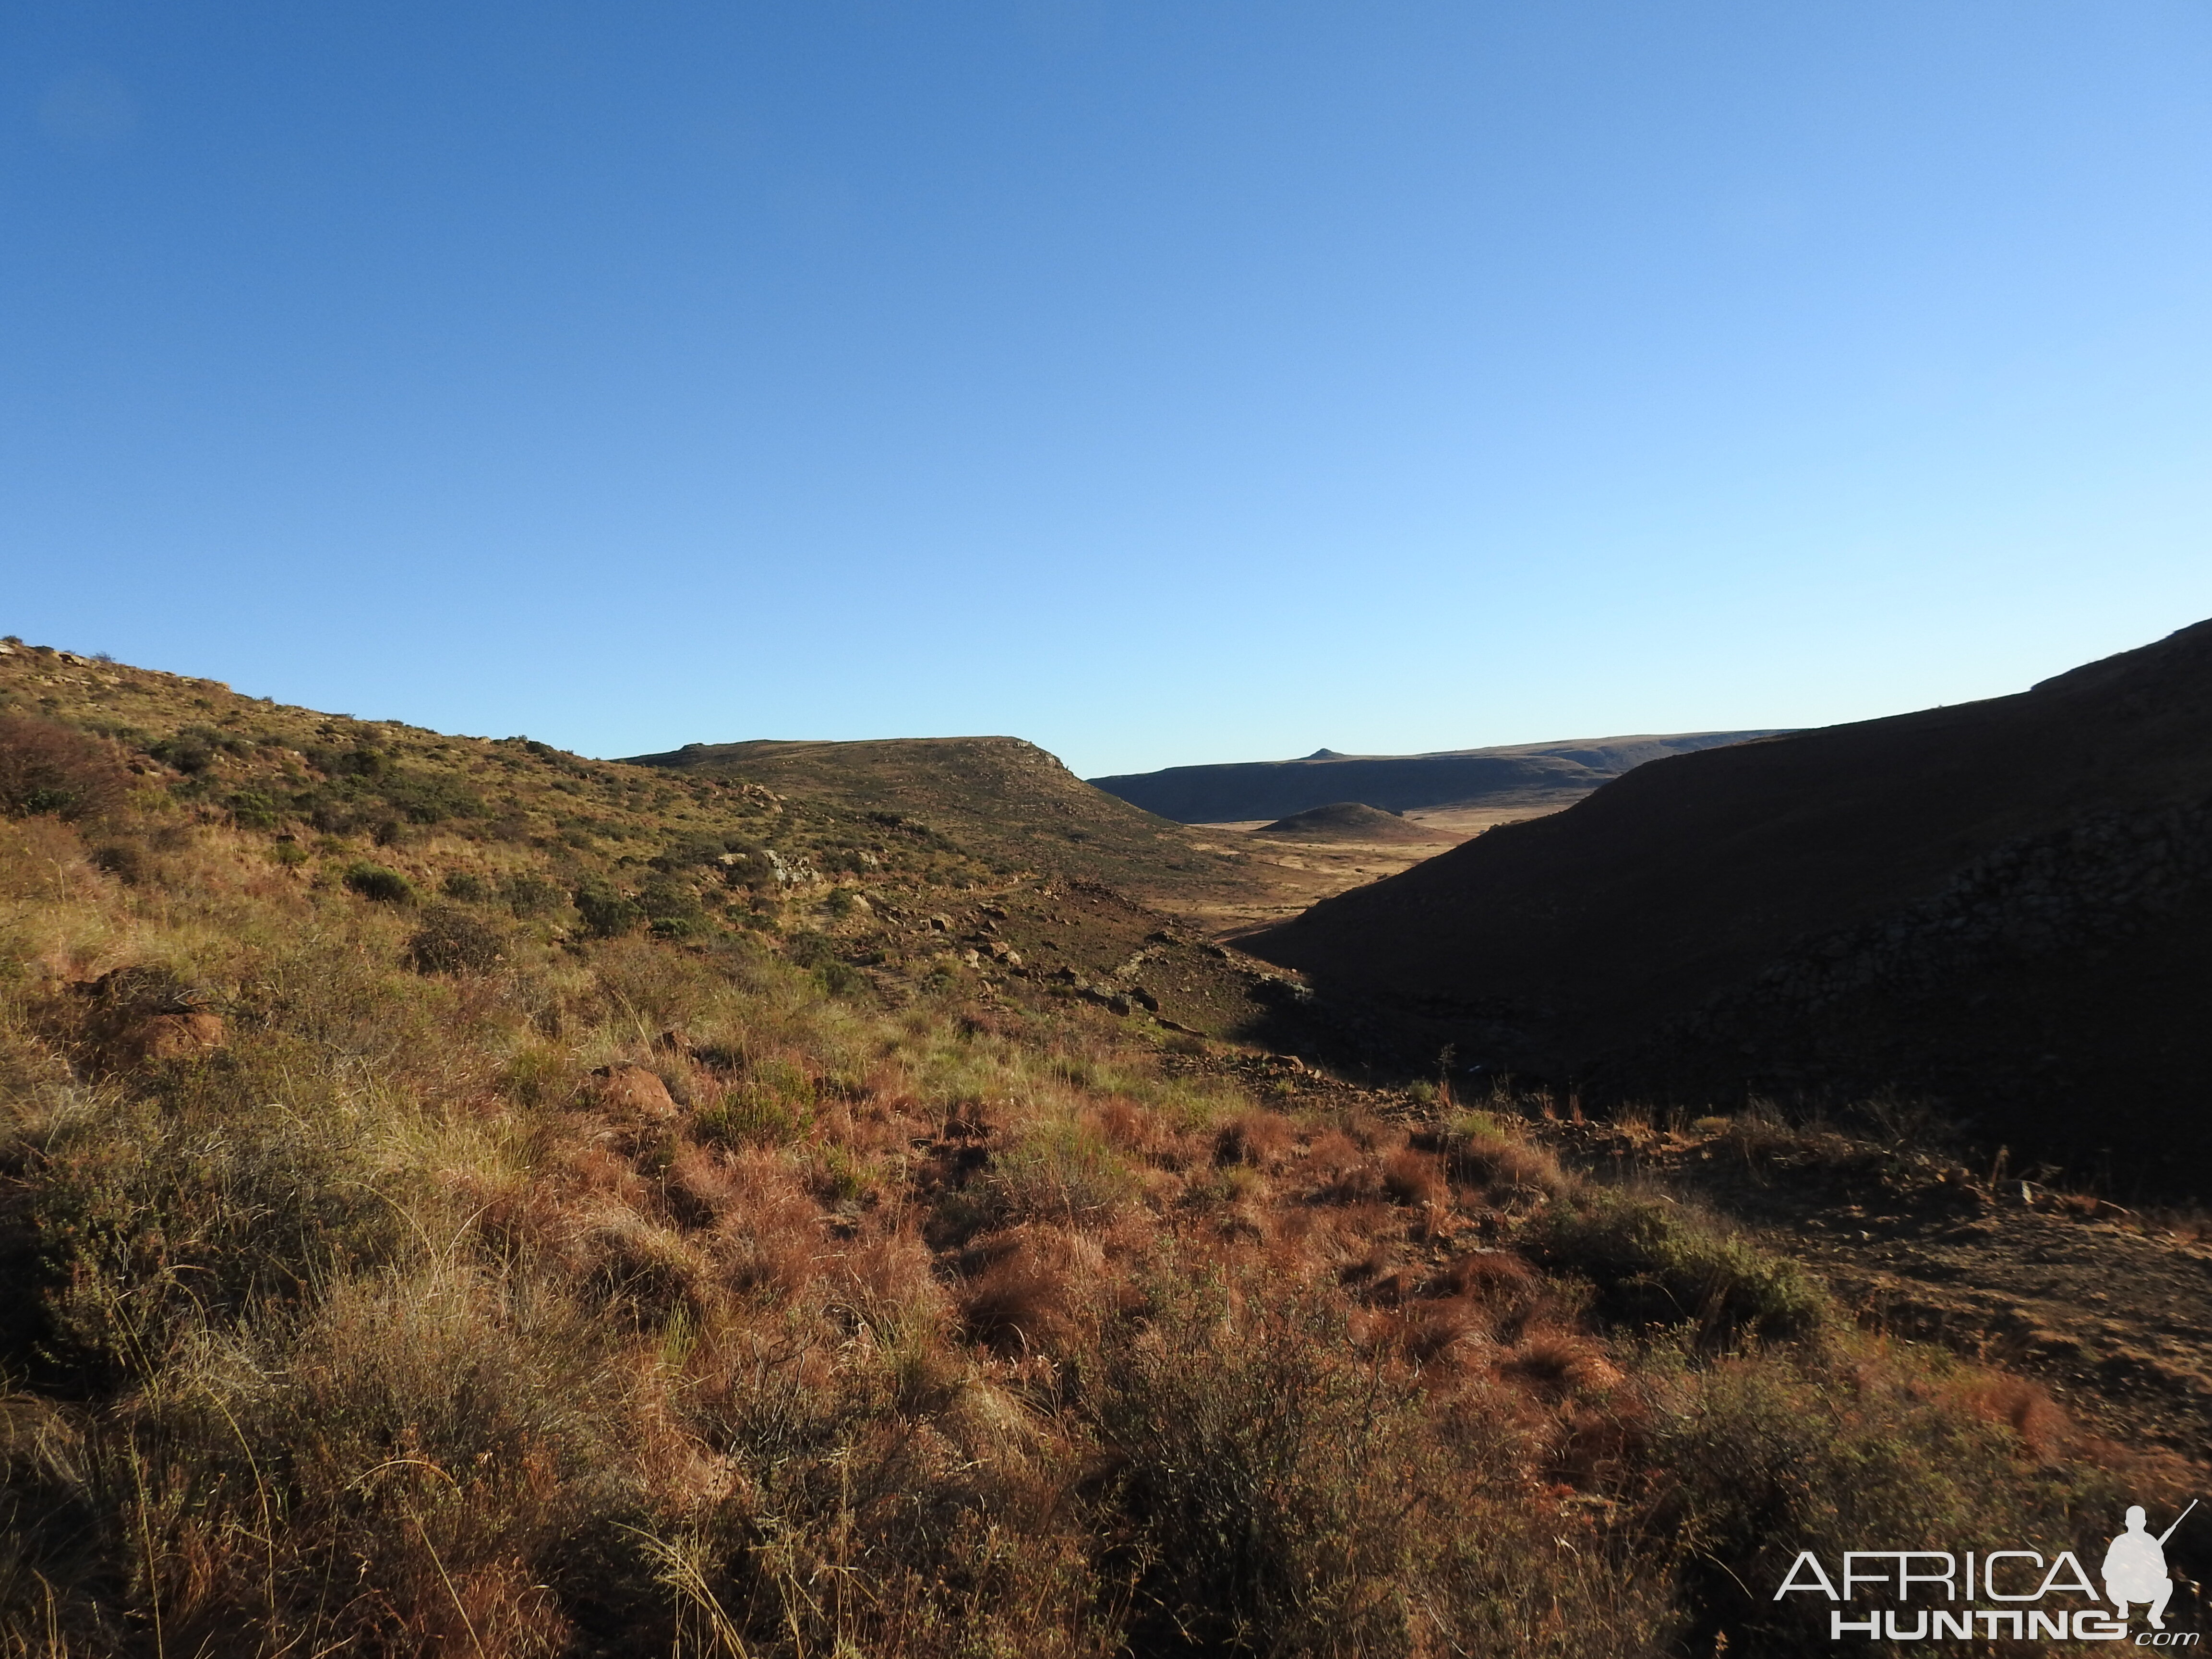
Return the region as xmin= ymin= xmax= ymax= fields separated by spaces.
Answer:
xmin=985 ymin=1113 xmax=1139 ymax=1226
xmin=0 ymin=715 xmax=130 ymax=822
xmin=1645 ymin=1339 xmax=2150 ymax=1656
xmin=405 ymin=904 xmax=505 ymax=974
xmin=1530 ymin=1189 xmax=1826 ymax=1343
xmin=28 ymin=1092 xmax=409 ymax=1378
xmin=574 ymin=880 xmax=643 ymax=938
xmin=441 ymin=869 xmax=491 ymax=902
xmin=1090 ymin=1278 xmax=1423 ymax=1654
xmin=694 ymin=1057 xmax=816 ymax=1147
xmin=89 ymin=840 xmax=147 ymax=883
xmin=341 ymin=861 xmax=414 ymax=903
xmin=504 ymin=871 xmax=565 ymax=916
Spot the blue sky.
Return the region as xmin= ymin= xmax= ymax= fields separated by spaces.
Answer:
xmin=6 ymin=2 xmax=2210 ymax=777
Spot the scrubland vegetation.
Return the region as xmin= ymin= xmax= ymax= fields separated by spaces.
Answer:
xmin=0 ymin=645 xmax=2190 ymax=1656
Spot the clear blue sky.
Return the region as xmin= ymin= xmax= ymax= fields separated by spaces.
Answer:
xmin=7 ymin=2 xmax=2211 ymax=777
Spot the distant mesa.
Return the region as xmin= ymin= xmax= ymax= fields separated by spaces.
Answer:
xmin=1090 ymin=731 xmax=1791 ymax=825
xmin=1244 ymin=618 xmax=2212 ymax=1195
xmin=1253 ymin=802 xmax=1452 ymax=843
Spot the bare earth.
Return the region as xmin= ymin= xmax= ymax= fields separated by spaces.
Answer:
xmin=1179 ymin=802 xmax=1568 ymax=937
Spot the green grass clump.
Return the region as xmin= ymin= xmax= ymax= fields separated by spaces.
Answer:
xmin=1531 ymin=1188 xmax=1827 ymax=1343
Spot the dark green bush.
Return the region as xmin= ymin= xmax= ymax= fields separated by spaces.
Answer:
xmin=29 ymin=1094 xmax=409 ymax=1373
xmin=306 ymin=744 xmax=389 ymax=778
xmin=503 ymin=872 xmax=564 ymax=916
xmin=377 ymin=768 xmax=487 ymax=824
xmin=638 ymin=875 xmax=707 ymax=937
xmin=151 ymin=725 xmax=242 ymax=774
xmin=228 ymin=788 xmax=281 ymax=830
xmin=342 ymin=862 xmax=414 ymax=904
xmin=574 ymin=881 xmax=644 ymax=938
xmin=648 ymin=835 xmax=731 ymax=872
xmin=441 ymin=870 xmax=491 ymax=902
xmin=89 ymin=841 xmax=147 ymax=883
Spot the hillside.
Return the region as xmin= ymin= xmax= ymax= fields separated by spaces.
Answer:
xmin=622 ymin=734 xmax=1275 ymax=911
xmin=1088 ymin=729 xmax=1789 ymax=824
xmin=0 ymin=637 xmax=2200 ymax=1656
xmin=1246 ymin=619 xmax=2212 ymax=1192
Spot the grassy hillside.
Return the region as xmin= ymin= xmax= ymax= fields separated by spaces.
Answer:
xmin=0 ymin=639 xmax=2188 ymax=1657
xmin=622 ymin=735 xmax=1275 ymax=911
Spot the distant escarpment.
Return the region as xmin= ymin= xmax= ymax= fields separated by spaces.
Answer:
xmin=1245 ymin=621 xmax=2212 ymax=1193
xmin=1090 ymin=731 xmax=1789 ymax=824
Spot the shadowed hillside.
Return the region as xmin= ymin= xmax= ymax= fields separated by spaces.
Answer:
xmin=1089 ymin=730 xmax=1789 ymax=824
xmin=1246 ymin=620 xmax=2212 ymax=1194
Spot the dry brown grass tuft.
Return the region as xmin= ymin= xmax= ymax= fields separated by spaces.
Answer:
xmin=956 ymin=1225 xmax=1104 ymax=1358
xmin=1213 ymin=1106 xmax=1296 ymax=1169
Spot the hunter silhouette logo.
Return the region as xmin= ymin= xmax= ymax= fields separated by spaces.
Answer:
xmin=1774 ymin=1499 xmax=2199 ymax=1643
xmin=2108 ymin=1502 xmax=2194 ymax=1631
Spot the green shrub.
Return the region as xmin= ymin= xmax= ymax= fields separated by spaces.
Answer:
xmin=441 ymin=870 xmax=491 ymax=902
xmin=28 ymin=1093 xmax=409 ymax=1376
xmin=90 ymin=840 xmax=148 ymax=882
xmin=1530 ymin=1189 xmax=1825 ymax=1343
xmin=572 ymin=880 xmax=642 ymax=938
xmin=638 ymin=875 xmax=707 ymax=937
xmin=785 ymin=931 xmax=866 ymax=998
xmin=504 ymin=871 xmax=564 ymax=916
xmin=376 ymin=767 xmax=487 ymax=824
xmin=341 ymin=862 xmax=414 ymax=903
xmin=1646 ymin=1341 xmax=2137 ymax=1656
xmin=150 ymin=725 xmax=238 ymax=774
xmin=227 ymin=788 xmax=282 ymax=830
xmin=986 ymin=1114 xmax=1138 ymax=1225
xmin=693 ymin=1088 xmax=809 ymax=1147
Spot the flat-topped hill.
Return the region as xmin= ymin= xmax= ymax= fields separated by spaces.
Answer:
xmin=1246 ymin=619 xmax=2212 ymax=1190
xmin=1252 ymin=801 xmax=1454 ymax=843
xmin=1089 ymin=730 xmax=1791 ymax=824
